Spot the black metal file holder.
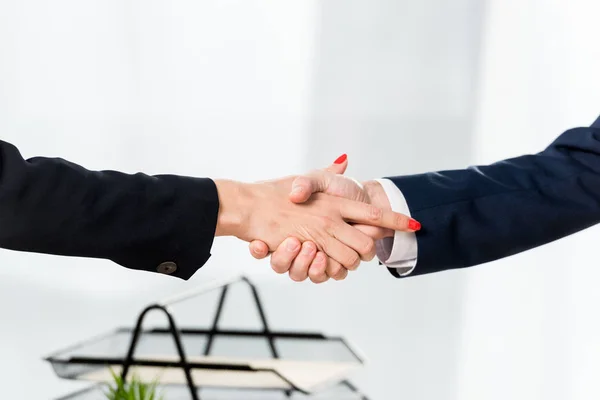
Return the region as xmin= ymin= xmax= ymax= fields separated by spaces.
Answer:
xmin=121 ymin=276 xmax=299 ymax=400
xmin=48 ymin=276 xmax=369 ymax=400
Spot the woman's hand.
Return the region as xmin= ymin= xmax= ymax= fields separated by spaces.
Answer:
xmin=214 ymin=171 xmax=415 ymax=275
xmin=246 ymin=155 xmax=420 ymax=283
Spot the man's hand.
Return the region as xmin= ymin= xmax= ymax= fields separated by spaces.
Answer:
xmin=214 ymin=173 xmax=415 ymax=275
xmin=248 ymin=155 xmax=420 ymax=283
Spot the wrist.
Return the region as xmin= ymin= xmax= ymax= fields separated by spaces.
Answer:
xmin=214 ymin=180 xmax=253 ymax=237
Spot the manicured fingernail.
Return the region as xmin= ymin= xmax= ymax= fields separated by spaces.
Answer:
xmin=286 ymin=238 xmax=299 ymax=251
xmin=408 ymin=219 xmax=421 ymax=231
xmin=333 ymin=154 xmax=347 ymax=164
xmin=291 ymin=185 xmax=303 ymax=195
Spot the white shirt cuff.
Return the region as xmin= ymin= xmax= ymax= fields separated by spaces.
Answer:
xmin=374 ymin=179 xmax=418 ymax=276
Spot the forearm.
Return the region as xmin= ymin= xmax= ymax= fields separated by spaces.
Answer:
xmin=387 ymin=125 xmax=600 ymax=276
xmin=0 ymin=140 xmax=219 ymax=279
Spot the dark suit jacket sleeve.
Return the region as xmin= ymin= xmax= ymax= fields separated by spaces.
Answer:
xmin=0 ymin=140 xmax=219 ymax=280
xmin=385 ymin=117 xmax=600 ymax=277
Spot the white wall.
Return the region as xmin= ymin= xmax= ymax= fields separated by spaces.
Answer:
xmin=304 ymin=1 xmax=484 ymax=399
xmin=10 ymin=1 xmax=596 ymax=399
xmin=0 ymin=1 xmax=319 ymax=398
xmin=461 ymin=1 xmax=600 ymax=399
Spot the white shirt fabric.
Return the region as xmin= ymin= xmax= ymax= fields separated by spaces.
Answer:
xmin=374 ymin=179 xmax=418 ymax=276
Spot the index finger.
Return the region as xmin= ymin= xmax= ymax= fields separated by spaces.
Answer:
xmin=338 ymin=199 xmax=421 ymax=232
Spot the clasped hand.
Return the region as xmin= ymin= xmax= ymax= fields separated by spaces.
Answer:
xmin=214 ymin=155 xmax=420 ymax=284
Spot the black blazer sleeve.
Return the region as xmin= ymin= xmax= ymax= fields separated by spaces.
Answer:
xmin=386 ymin=116 xmax=600 ymax=277
xmin=0 ymin=140 xmax=219 ymax=280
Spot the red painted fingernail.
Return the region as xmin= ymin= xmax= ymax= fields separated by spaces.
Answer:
xmin=408 ymin=219 xmax=421 ymax=231
xmin=333 ymin=154 xmax=347 ymax=164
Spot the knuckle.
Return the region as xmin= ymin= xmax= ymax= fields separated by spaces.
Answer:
xmin=367 ymin=205 xmax=383 ymax=222
xmin=301 ymin=241 xmax=317 ymax=255
xmin=346 ymin=261 xmax=359 ymax=271
xmin=317 ymin=240 xmax=328 ymax=254
xmin=310 ymin=275 xmax=328 ymax=284
xmin=309 ymin=268 xmax=326 ymax=283
xmin=333 ymin=270 xmax=348 ymax=281
xmin=328 ymin=263 xmax=342 ymax=277
xmin=362 ymin=251 xmax=375 ymax=262
xmin=314 ymin=234 xmax=331 ymax=254
xmin=343 ymin=253 xmax=360 ymax=269
xmin=290 ymin=273 xmax=307 ymax=282
xmin=294 ymin=176 xmax=311 ymax=189
xmin=271 ymin=258 xmax=288 ymax=274
xmin=271 ymin=266 xmax=287 ymax=275
xmin=310 ymin=252 xmax=328 ymax=272
xmin=271 ymin=265 xmax=287 ymax=274
xmin=319 ymin=215 xmax=335 ymax=230
xmin=360 ymin=239 xmax=375 ymax=257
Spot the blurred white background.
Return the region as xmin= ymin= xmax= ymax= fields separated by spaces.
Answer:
xmin=0 ymin=0 xmax=599 ymax=399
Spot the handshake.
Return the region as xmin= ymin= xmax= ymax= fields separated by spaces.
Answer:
xmin=213 ymin=154 xmax=420 ymax=283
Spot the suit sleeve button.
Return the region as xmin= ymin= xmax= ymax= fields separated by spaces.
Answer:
xmin=157 ymin=261 xmax=177 ymax=274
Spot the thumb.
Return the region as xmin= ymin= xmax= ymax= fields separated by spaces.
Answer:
xmin=325 ymin=153 xmax=348 ymax=174
xmin=289 ymin=154 xmax=348 ymax=204
xmin=289 ymin=173 xmax=328 ymax=203
xmin=249 ymin=240 xmax=270 ymax=259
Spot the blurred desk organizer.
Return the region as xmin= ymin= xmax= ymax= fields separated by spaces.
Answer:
xmin=45 ymin=276 xmax=369 ymax=399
